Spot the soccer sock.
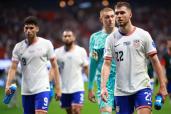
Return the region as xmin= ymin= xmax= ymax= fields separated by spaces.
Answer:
xmin=101 ymin=112 xmax=111 ymax=114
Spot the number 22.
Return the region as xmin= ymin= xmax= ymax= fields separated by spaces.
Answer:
xmin=115 ymin=51 xmax=124 ymax=61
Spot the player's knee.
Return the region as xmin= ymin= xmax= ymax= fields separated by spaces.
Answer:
xmin=72 ymin=106 xmax=81 ymax=114
xmin=137 ymin=107 xmax=151 ymax=114
xmin=35 ymin=110 xmax=47 ymax=114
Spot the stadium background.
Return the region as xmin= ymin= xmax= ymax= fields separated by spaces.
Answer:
xmin=0 ymin=0 xmax=171 ymax=114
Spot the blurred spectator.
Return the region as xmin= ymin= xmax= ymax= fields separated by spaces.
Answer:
xmin=0 ymin=0 xmax=170 ymax=59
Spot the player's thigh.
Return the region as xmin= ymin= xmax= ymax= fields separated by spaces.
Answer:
xmin=106 ymin=77 xmax=115 ymax=109
xmin=115 ymin=95 xmax=134 ymax=114
xmin=22 ymin=95 xmax=35 ymax=114
xmin=71 ymin=91 xmax=84 ymax=110
xmin=96 ymin=77 xmax=115 ymax=109
xmin=134 ymin=88 xmax=152 ymax=112
xmin=35 ymin=91 xmax=50 ymax=113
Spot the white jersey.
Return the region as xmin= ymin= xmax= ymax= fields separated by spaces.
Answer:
xmin=55 ymin=45 xmax=88 ymax=93
xmin=12 ymin=37 xmax=55 ymax=95
xmin=104 ymin=27 xmax=157 ymax=96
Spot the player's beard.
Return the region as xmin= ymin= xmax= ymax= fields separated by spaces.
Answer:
xmin=65 ymin=41 xmax=74 ymax=47
xmin=26 ymin=33 xmax=35 ymax=39
xmin=117 ymin=20 xmax=129 ymax=27
xmin=64 ymin=41 xmax=74 ymax=51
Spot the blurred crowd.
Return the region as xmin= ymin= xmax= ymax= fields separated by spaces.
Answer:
xmin=0 ymin=1 xmax=171 ymax=59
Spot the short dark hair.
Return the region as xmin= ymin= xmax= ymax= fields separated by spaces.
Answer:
xmin=63 ymin=27 xmax=75 ymax=34
xmin=24 ymin=16 xmax=39 ymax=26
xmin=114 ymin=1 xmax=132 ymax=11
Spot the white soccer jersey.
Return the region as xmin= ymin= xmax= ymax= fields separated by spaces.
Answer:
xmin=55 ymin=45 xmax=88 ymax=93
xmin=104 ymin=27 xmax=157 ymax=96
xmin=12 ymin=37 xmax=55 ymax=95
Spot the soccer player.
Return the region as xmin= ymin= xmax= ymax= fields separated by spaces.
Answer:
xmin=88 ymin=7 xmax=116 ymax=114
xmin=54 ymin=29 xmax=89 ymax=114
xmin=101 ymin=2 xmax=168 ymax=114
xmin=161 ymin=39 xmax=171 ymax=102
xmin=5 ymin=16 xmax=61 ymax=114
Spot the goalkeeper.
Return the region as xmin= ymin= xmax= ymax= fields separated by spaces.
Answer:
xmin=88 ymin=7 xmax=117 ymax=114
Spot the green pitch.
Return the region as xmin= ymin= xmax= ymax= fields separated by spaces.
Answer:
xmin=0 ymin=82 xmax=170 ymax=114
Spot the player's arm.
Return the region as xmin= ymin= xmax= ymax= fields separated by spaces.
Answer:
xmin=5 ymin=61 xmax=18 ymax=95
xmin=88 ymin=55 xmax=98 ymax=103
xmin=145 ymin=32 xmax=167 ymax=101
xmin=88 ymin=52 xmax=98 ymax=90
xmin=47 ymin=40 xmax=61 ymax=100
xmin=50 ymin=57 xmax=61 ymax=100
xmin=84 ymin=65 xmax=89 ymax=77
xmin=101 ymin=34 xmax=113 ymax=102
xmin=149 ymin=54 xmax=168 ymax=101
xmin=88 ymin=35 xmax=98 ymax=91
xmin=101 ymin=58 xmax=112 ymax=102
xmin=88 ymin=35 xmax=98 ymax=103
xmin=82 ymin=47 xmax=89 ymax=77
xmin=49 ymin=67 xmax=54 ymax=82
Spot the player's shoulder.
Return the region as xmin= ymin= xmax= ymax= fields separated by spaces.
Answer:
xmin=75 ymin=45 xmax=87 ymax=54
xmin=90 ymin=30 xmax=103 ymax=39
xmin=136 ymin=27 xmax=150 ymax=36
xmin=107 ymin=28 xmax=118 ymax=39
xmin=135 ymin=27 xmax=153 ymax=42
xmin=14 ymin=39 xmax=27 ymax=49
xmin=55 ymin=46 xmax=64 ymax=53
xmin=38 ymin=37 xmax=52 ymax=44
xmin=76 ymin=45 xmax=86 ymax=51
xmin=92 ymin=30 xmax=103 ymax=36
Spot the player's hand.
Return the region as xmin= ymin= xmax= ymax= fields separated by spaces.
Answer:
xmin=5 ymin=86 xmax=11 ymax=95
xmin=158 ymin=84 xmax=168 ymax=102
xmin=88 ymin=89 xmax=96 ymax=103
xmin=55 ymin=89 xmax=61 ymax=101
xmin=101 ymin=87 xmax=108 ymax=102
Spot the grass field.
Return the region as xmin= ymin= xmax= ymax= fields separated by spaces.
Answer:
xmin=0 ymin=82 xmax=170 ymax=114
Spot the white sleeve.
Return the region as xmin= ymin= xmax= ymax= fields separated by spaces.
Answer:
xmin=81 ymin=48 xmax=89 ymax=66
xmin=47 ymin=40 xmax=55 ymax=60
xmin=12 ymin=44 xmax=19 ymax=62
xmin=104 ymin=35 xmax=113 ymax=60
xmin=144 ymin=31 xmax=157 ymax=55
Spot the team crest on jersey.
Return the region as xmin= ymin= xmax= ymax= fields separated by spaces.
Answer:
xmin=91 ymin=50 xmax=98 ymax=60
xmin=116 ymin=106 xmax=120 ymax=112
xmin=133 ymin=40 xmax=140 ymax=48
